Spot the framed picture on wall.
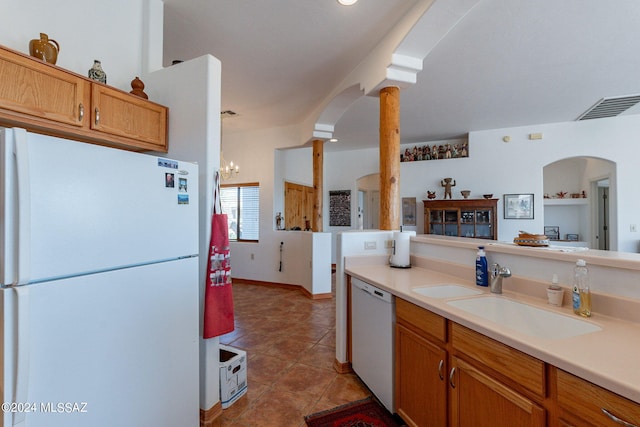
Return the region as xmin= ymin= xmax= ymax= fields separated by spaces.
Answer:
xmin=504 ymin=193 xmax=534 ymax=219
xmin=544 ymin=226 xmax=560 ymax=240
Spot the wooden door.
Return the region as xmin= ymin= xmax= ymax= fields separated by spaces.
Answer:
xmin=395 ymin=323 xmax=447 ymax=427
xmin=284 ymin=181 xmax=313 ymax=230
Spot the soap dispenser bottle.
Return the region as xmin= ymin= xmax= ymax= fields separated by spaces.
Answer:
xmin=572 ymin=259 xmax=591 ymax=317
xmin=475 ymin=246 xmax=488 ymax=287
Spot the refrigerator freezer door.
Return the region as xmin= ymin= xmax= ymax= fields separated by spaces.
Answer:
xmin=1 ymin=128 xmax=198 ymax=286
xmin=1 ymin=257 xmax=199 ymax=427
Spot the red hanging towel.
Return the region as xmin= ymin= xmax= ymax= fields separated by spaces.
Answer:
xmin=203 ymin=172 xmax=235 ymax=338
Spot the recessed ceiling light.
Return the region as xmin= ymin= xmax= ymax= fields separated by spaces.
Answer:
xmin=329 ymin=138 xmax=339 ymax=143
xmin=338 ymin=0 xmax=358 ymax=5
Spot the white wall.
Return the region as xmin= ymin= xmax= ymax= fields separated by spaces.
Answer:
xmin=222 ymin=126 xmax=331 ymax=285
xmin=228 ymin=113 xmax=640 ymax=271
xmin=0 ymin=0 xmax=147 ymax=92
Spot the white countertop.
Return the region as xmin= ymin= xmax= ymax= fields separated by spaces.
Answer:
xmin=345 ymin=261 xmax=640 ymax=404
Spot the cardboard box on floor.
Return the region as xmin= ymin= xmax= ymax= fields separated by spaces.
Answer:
xmin=220 ymin=344 xmax=247 ymax=408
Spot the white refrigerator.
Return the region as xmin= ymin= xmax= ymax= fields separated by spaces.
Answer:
xmin=0 ymin=128 xmax=200 ymax=427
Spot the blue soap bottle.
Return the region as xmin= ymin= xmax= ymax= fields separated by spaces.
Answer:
xmin=476 ymin=246 xmax=488 ymax=286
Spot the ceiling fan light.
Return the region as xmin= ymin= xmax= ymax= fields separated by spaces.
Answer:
xmin=338 ymin=0 xmax=358 ymax=5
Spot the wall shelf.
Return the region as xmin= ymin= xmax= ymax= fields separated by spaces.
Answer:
xmin=543 ymin=198 xmax=588 ymax=206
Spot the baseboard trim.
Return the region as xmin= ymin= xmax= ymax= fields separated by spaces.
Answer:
xmin=200 ymin=401 xmax=222 ymax=426
xmin=233 ymin=278 xmax=332 ymax=300
xmin=334 ymin=358 xmax=352 ymax=374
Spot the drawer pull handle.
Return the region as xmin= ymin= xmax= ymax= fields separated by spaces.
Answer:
xmin=95 ymin=107 xmax=100 ymax=125
xmin=438 ymin=360 xmax=444 ymax=381
xmin=78 ymin=103 xmax=84 ymax=121
xmin=602 ymin=408 xmax=638 ymax=427
xmin=449 ymin=367 xmax=456 ymax=389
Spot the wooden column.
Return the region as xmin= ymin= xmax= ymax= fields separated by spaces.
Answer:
xmin=312 ymin=139 xmax=324 ymax=232
xmin=379 ymin=86 xmax=401 ymax=230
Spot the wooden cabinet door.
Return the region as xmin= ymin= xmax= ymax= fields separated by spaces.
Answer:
xmin=395 ymin=323 xmax=447 ymax=427
xmin=449 ymin=357 xmax=545 ymax=427
xmin=91 ymin=84 xmax=167 ymax=151
xmin=0 ymin=47 xmax=89 ymax=127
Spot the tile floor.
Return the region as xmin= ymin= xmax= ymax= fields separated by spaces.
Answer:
xmin=215 ymin=277 xmax=372 ymax=427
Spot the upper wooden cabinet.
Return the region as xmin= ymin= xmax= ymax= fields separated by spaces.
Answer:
xmin=0 ymin=44 xmax=167 ymax=152
xmin=423 ymin=198 xmax=498 ymax=240
xmin=91 ymin=84 xmax=167 ymax=150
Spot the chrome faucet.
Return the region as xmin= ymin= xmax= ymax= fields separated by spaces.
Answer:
xmin=490 ymin=263 xmax=511 ymax=294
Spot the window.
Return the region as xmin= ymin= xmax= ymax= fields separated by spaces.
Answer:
xmin=220 ymin=183 xmax=259 ymax=241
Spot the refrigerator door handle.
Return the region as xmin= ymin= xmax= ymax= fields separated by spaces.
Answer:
xmin=12 ymin=286 xmax=30 ymax=427
xmin=13 ymin=129 xmax=31 ymax=286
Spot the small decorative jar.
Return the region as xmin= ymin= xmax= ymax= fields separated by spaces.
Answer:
xmin=88 ymin=60 xmax=107 ymax=84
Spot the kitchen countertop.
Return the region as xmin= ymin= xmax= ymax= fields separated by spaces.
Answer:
xmin=345 ymin=261 xmax=640 ymax=404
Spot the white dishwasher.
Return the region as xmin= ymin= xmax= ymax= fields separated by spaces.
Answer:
xmin=351 ymin=277 xmax=395 ymax=412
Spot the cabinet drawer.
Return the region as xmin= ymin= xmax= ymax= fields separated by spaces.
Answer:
xmin=451 ymin=323 xmax=545 ymax=398
xmin=396 ymin=298 xmax=446 ymax=343
xmin=557 ymin=369 xmax=640 ymax=426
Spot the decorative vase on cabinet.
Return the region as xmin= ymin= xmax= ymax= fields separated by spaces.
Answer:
xmin=88 ymin=60 xmax=107 ymax=84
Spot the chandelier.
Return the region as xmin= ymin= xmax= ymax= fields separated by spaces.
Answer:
xmin=220 ymin=152 xmax=239 ymax=180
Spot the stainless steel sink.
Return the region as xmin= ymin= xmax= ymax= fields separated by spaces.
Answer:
xmin=412 ymin=284 xmax=483 ymax=299
xmin=447 ymin=296 xmax=601 ymax=339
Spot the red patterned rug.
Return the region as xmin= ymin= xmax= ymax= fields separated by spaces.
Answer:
xmin=304 ymin=397 xmax=403 ymax=427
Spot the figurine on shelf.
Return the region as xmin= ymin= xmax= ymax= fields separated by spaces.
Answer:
xmin=276 ymin=212 xmax=283 ymax=230
xmin=441 ymin=177 xmax=456 ymax=199
xmin=581 ymin=190 xmax=587 ymax=198
xmin=427 ymin=191 xmax=436 ymax=199
xmin=556 ymin=191 xmax=567 ymax=199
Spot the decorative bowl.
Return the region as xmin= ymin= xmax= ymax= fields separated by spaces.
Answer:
xmin=460 ymin=190 xmax=471 ymax=199
xmin=483 ymin=194 xmax=493 ymax=199
xmin=513 ymin=232 xmax=549 ymax=247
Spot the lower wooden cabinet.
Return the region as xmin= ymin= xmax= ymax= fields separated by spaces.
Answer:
xmin=449 ymin=356 xmax=545 ymax=427
xmin=556 ymin=368 xmax=640 ymax=427
xmin=393 ymin=297 xmax=640 ymax=426
xmin=395 ymin=323 xmax=447 ymax=427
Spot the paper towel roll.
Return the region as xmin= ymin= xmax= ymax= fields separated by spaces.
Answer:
xmin=390 ymin=231 xmax=415 ymax=267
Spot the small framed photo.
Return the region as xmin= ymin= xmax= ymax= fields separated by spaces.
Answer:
xmin=544 ymin=226 xmax=560 ymax=240
xmin=504 ymin=194 xmax=534 ymax=219
xmin=402 ymin=197 xmax=417 ymax=226
xmin=566 ymin=233 xmax=579 ymax=241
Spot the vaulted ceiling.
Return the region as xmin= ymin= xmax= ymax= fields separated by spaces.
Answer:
xmin=163 ymin=0 xmax=640 ymax=151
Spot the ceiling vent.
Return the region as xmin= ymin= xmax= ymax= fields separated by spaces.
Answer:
xmin=221 ymin=110 xmax=238 ymax=119
xmin=577 ymin=95 xmax=640 ymax=121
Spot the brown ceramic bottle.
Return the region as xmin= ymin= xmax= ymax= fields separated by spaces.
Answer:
xmin=29 ymin=33 xmax=60 ymax=64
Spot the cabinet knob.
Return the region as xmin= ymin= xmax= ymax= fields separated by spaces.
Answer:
xmin=601 ymin=408 xmax=638 ymax=427
xmin=95 ymin=107 xmax=100 ymax=125
xmin=449 ymin=367 xmax=457 ymax=388
xmin=78 ymin=103 xmax=84 ymax=121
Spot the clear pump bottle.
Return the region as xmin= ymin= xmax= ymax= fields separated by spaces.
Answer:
xmin=572 ymin=259 xmax=591 ymax=317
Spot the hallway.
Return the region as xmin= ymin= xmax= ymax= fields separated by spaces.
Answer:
xmin=215 ymin=280 xmax=371 ymax=426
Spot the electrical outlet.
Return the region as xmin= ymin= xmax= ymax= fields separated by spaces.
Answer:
xmin=250 ymin=253 xmax=255 ymax=260
xmin=364 ymin=241 xmax=377 ymax=250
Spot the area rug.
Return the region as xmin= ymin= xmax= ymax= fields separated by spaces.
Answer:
xmin=304 ymin=397 xmax=403 ymax=427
